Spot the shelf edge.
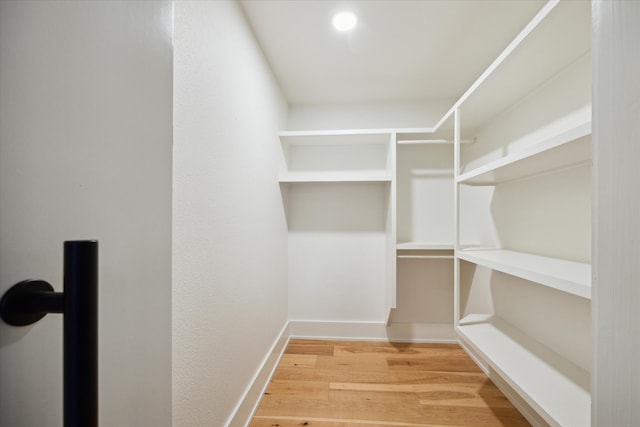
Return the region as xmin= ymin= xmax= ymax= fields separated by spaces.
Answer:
xmin=457 ymin=120 xmax=591 ymax=185
xmin=456 ymin=249 xmax=591 ymax=299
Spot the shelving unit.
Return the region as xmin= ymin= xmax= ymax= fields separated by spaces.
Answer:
xmin=391 ymin=120 xmax=456 ymax=330
xmin=279 ymin=126 xmax=456 ymax=329
xmin=453 ymin=1 xmax=592 ymax=426
xmin=396 ymin=123 xmax=455 ymax=250
xmin=279 ymin=129 xmax=397 ymax=323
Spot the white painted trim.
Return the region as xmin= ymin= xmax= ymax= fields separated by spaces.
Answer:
xmin=225 ymin=322 xmax=291 ymax=427
xmin=279 ymin=127 xmax=435 ymax=137
xmin=289 ymin=320 xmax=457 ymax=343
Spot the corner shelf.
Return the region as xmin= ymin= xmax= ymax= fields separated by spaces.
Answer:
xmin=457 ymin=118 xmax=591 ymax=186
xmin=457 ymin=249 xmax=591 ymax=299
xmin=457 ymin=314 xmax=590 ymax=427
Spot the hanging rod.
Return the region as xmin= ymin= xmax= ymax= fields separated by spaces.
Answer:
xmin=396 ymin=138 xmax=476 ymax=145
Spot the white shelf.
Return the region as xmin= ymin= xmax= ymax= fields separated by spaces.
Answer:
xmin=457 ymin=0 xmax=591 ymax=133
xmin=279 ymin=171 xmax=391 ymax=183
xmin=457 ymin=119 xmax=591 ymax=185
xmin=396 ymin=242 xmax=454 ymax=250
xmin=457 ymin=249 xmax=590 ymax=299
xmin=280 ymin=127 xmax=435 ymax=139
xmin=457 ymin=314 xmax=590 ymax=427
xmin=280 ymin=130 xmax=392 ymax=182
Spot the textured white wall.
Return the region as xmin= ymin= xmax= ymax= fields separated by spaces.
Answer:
xmin=172 ymin=1 xmax=289 ymax=425
xmin=0 ymin=1 xmax=173 ymax=426
xmin=592 ymin=0 xmax=640 ymax=424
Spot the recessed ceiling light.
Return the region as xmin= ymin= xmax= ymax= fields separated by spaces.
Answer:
xmin=332 ymin=11 xmax=357 ymax=32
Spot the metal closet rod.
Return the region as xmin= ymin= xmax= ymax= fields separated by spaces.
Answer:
xmin=396 ymin=138 xmax=476 ymax=144
xmin=0 ymin=240 xmax=98 ymax=427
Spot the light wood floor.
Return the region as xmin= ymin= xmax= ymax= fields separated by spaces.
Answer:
xmin=251 ymin=339 xmax=530 ymax=427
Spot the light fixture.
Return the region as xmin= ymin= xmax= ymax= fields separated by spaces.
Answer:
xmin=332 ymin=11 xmax=357 ymax=32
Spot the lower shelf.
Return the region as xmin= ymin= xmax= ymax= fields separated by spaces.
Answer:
xmin=457 ymin=314 xmax=590 ymax=427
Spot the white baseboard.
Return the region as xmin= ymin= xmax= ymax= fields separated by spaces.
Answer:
xmin=289 ymin=320 xmax=457 ymax=343
xmin=225 ymin=321 xmax=290 ymax=427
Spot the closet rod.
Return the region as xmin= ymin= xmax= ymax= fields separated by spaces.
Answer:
xmin=397 ymin=139 xmax=475 ymax=145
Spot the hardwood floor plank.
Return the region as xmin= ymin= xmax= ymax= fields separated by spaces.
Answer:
xmin=413 ymin=405 xmax=531 ymax=426
xmin=392 ymin=370 xmax=489 ymax=385
xmin=330 ymin=382 xmax=415 ymax=393
xmin=387 ymin=357 xmax=483 ymax=373
xmin=256 ymin=390 xmax=424 ymax=424
xmin=315 ymin=354 xmax=391 ymax=373
xmin=264 ymin=379 xmax=329 ymax=401
xmin=334 ymin=342 xmax=464 ymax=358
xmin=415 ymin=383 xmax=515 ymax=408
xmin=279 ymin=354 xmax=318 ymax=368
xmin=285 ymin=340 xmax=336 ymax=356
xmin=273 ymin=366 xmax=400 ymax=384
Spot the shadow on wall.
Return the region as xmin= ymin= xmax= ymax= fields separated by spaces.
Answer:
xmin=490 ymin=163 xmax=591 ymax=263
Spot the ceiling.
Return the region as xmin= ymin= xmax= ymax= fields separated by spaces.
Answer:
xmin=239 ymin=0 xmax=547 ymax=106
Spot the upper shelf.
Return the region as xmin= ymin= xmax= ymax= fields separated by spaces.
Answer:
xmin=458 ymin=0 xmax=591 ymax=133
xmin=457 ymin=116 xmax=591 ymax=185
xmin=280 ymin=127 xmax=435 ymax=141
xmin=280 ymin=129 xmax=393 ymax=183
xmin=457 ymin=248 xmax=591 ymax=299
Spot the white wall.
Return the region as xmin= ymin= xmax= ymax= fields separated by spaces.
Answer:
xmin=592 ymin=0 xmax=640 ymax=424
xmin=286 ymin=182 xmax=388 ymax=322
xmin=288 ymin=100 xmax=452 ymax=130
xmin=0 ymin=1 xmax=173 ymax=426
xmin=172 ymin=1 xmax=289 ymax=425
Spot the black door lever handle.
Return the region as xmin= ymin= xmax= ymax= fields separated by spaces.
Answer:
xmin=0 ymin=240 xmax=98 ymax=427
